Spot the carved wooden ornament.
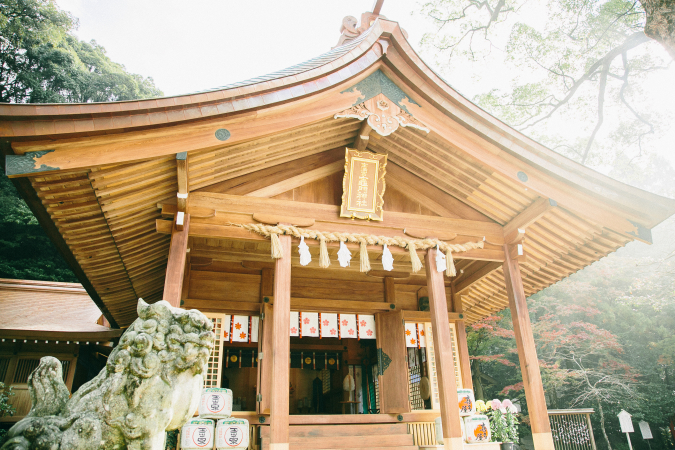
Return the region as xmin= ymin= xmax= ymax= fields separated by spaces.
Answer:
xmin=335 ymin=93 xmax=429 ymax=137
xmin=340 ymin=148 xmax=387 ymax=221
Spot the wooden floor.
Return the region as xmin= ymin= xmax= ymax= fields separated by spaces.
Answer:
xmin=260 ymin=423 xmax=418 ymax=450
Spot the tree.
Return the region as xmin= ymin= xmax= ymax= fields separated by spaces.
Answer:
xmin=0 ymin=0 xmax=163 ymax=282
xmin=0 ymin=0 xmax=162 ymax=103
xmin=419 ymin=0 xmax=674 ymax=166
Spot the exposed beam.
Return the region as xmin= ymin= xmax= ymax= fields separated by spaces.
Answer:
xmin=176 ymin=152 xmax=189 ymax=212
xmin=156 ymin=218 xmax=505 ymax=262
xmin=503 ymin=197 xmax=556 ymax=238
xmin=353 ymin=121 xmax=372 ymax=151
xmin=184 ymin=191 xmax=504 ymax=243
xmin=246 ymin=160 xmax=343 ymax=198
xmin=454 ymin=261 xmax=502 ymax=294
xmin=163 ymin=214 xmax=190 ymax=307
xmin=386 ymin=163 xmax=492 ymax=221
xmin=372 ymin=0 xmax=385 ymax=15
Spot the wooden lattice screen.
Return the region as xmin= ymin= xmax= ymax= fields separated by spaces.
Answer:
xmin=549 ymin=409 xmax=597 ymax=450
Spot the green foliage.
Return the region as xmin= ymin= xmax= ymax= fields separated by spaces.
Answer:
xmin=0 ymin=0 xmax=164 ymax=283
xmin=0 ymin=175 xmax=77 ymax=281
xmin=0 ymin=0 xmax=162 ymax=103
xmin=0 ymin=382 xmax=15 ymax=443
xmin=419 ymin=0 xmax=672 ymax=167
xmin=465 ymin=218 xmax=675 ymax=450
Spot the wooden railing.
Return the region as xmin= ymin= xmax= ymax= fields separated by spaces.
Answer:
xmin=548 ymin=409 xmax=597 ymax=450
xmin=407 ymin=421 xmax=438 ymax=446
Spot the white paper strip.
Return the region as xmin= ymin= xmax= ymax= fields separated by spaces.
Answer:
xmin=339 ymin=314 xmax=357 ymax=339
xmin=337 ymin=241 xmax=352 ymax=267
xmin=290 ymin=311 xmax=299 ymax=336
xmin=417 ymin=323 xmax=426 ymax=347
xmin=435 ymin=245 xmax=447 ymax=273
xmin=298 ymin=236 xmax=311 ymax=266
xmin=320 ymin=313 xmax=339 ymax=338
xmin=405 ymin=322 xmax=418 ymax=347
xmin=250 ymin=317 xmax=260 ymax=343
xmin=301 ymin=312 xmax=320 ymax=337
xmin=231 ymin=315 xmax=249 ymax=342
xmin=357 ymin=315 xmax=376 ymax=339
xmin=382 ymin=244 xmax=394 ymax=271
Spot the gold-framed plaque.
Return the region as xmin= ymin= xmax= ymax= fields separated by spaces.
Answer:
xmin=340 ymin=148 xmax=387 ymax=221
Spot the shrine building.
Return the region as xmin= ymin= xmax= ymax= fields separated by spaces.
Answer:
xmin=2 ymin=4 xmax=674 ymax=450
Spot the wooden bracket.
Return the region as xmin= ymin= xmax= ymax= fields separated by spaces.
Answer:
xmin=252 ymin=213 xmax=315 ymax=227
xmin=508 ymin=243 xmax=527 ymax=264
xmin=354 ymin=121 xmax=373 ymax=151
xmin=176 ymin=152 xmax=189 ymax=213
xmin=504 ymin=227 xmax=525 ymax=245
xmin=503 ymin=197 xmax=556 ymax=238
xmin=404 ymin=228 xmax=457 ymax=241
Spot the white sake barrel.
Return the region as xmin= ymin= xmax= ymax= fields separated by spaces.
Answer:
xmin=434 ymin=415 xmax=465 ymax=444
xmin=457 ymin=388 xmax=476 ymax=416
xmin=181 ymin=419 xmax=215 ymax=449
xmin=216 ymin=418 xmax=249 ymax=449
xmin=198 ymin=388 xmax=233 ymax=419
xmin=464 ymin=414 xmax=491 ymax=443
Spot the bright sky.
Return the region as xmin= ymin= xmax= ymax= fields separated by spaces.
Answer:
xmin=56 ymin=0 xmax=675 ymax=182
xmin=56 ymin=0 xmax=432 ymax=97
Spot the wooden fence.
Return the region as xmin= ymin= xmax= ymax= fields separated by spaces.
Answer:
xmin=548 ymin=409 xmax=597 ymax=450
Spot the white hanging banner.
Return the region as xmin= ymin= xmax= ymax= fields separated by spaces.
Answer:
xmin=231 ymin=315 xmax=249 ymax=342
xmin=339 ymin=314 xmax=357 ymax=338
xmin=250 ymin=316 xmax=260 ymax=343
xmin=320 ymin=313 xmax=339 ymax=338
xmin=417 ymin=323 xmax=426 ymax=347
xmin=357 ymin=315 xmax=376 ymax=339
xmin=290 ymin=311 xmax=299 ymax=336
xmin=221 ymin=315 xmax=231 ymax=342
xmin=301 ymin=312 xmax=320 ymax=337
xmin=405 ymin=322 xmax=418 ymax=347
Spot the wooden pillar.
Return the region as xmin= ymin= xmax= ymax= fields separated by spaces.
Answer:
xmin=162 ymin=214 xmax=190 ymax=308
xmin=258 ymin=268 xmax=274 ymax=415
xmin=269 ymin=235 xmax=291 ymax=450
xmin=503 ymin=244 xmax=554 ymax=450
xmin=453 ymin=294 xmax=473 ymax=390
xmin=425 ymin=248 xmax=463 ymax=450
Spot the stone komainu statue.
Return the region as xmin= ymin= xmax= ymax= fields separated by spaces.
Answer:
xmin=2 ymin=299 xmax=214 ymax=450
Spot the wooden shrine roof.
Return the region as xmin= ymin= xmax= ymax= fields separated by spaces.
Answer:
xmin=1 ymin=16 xmax=674 ymax=327
xmin=0 ymin=279 xmax=122 ymax=340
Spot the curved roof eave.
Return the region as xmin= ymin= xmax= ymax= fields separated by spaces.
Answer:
xmin=1 ymin=17 xmax=674 ymax=230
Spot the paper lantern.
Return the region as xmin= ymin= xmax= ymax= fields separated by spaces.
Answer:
xmin=181 ymin=419 xmax=214 ymax=449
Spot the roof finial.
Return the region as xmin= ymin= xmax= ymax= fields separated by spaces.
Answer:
xmin=334 ymin=2 xmax=388 ymax=48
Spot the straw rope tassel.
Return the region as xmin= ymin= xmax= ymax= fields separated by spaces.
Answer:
xmin=446 ymin=248 xmax=457 ymax=277
xmin=270 ymin=233 xmax=283 ymax=259
xmin=408 ymin=242 xmax=423 ymax=273
xmin=319 ymin=237 xmax=331 ymax=268
xmin=359 ymin=241 xmax=371 ymax=273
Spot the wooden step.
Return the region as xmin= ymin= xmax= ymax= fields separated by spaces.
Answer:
xmin=260 ymin=423 xmax=408 ymax=438
xmin=260 ymin=423 xmax=416 ymax=449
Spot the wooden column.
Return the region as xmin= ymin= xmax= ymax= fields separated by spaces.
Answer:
xmin=258 ymin=268 xmax=274 ymax=415
xmin=453 ymin=294 xmax=474 ymax=390
xmin=425 ymin=248 xmax=463 ymax=450
xmin=163 ymin=214 xmax=190 ymax=307
xmin=503 ymin=244 xmax=554 ymax=450
xmin=269 ymin=235 xmax=291 ymax=450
